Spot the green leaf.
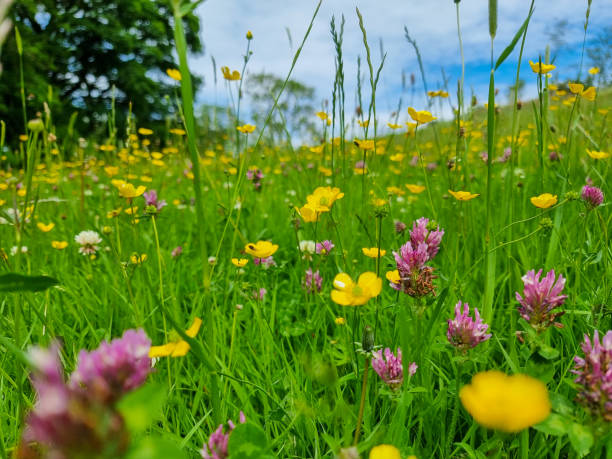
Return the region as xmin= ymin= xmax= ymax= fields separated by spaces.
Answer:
xmin=228 ymin=423 xmax=272 ymax=458
xmin=494 ymin=0 xmax=534 ymax=70
xmin=117 ymin=383 xmax=167 ymax=434
xmin=178 ymin=0 xmax=207 ymax=17
xmin=568 ymin=422 xmax=593 ymax=457
xmin=537 ymin=343 xmax=559 ymax=360
xmin=15 ymin=26 xmax=23 ymax=55
xmin=0 ymin=273 xmax=59 ymax=293
xmin=533 ymin=414 xmax=568 ymax=436
xmin=126 ymin=437 xmax=188 ymax=459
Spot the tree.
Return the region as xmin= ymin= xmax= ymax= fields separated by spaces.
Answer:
xmin=587 ymin=25 xmax=612 ymax=85
xmin=0 ymin=0 xmax=202 ymax=144
xmin=246 ymin=72 xmax=317 ymax=144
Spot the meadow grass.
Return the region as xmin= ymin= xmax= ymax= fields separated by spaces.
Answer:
xmin=0 ymin=3 xmax=611 ymax=459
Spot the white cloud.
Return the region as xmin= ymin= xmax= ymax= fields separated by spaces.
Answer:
xmin=191 ymin=0 xmax=612 ymax=136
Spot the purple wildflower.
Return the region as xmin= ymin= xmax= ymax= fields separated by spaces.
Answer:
xmin=515 ymin=269 xmax=567 ymax=332
xmin=479 ymin=152 xmax=489 ymax=163
xmin=447 ymin=301 xmax=491 ymax=352
xmin=372 ymin=348 xmax=404 ymax=391
xmin=19 ymin=344 xmax=129 ymax=458
xmin=409 ymin=217 xmax=444 ymax=260
xmin=316 ymin=240 xmax=334 ymax=255
xmin=549 ymin=151 xmax=562 ymax=162
xmin=571 ymin=330 xmax=612 ymax=421
xmin=581 ymin=185 xmax=604 ymax=209
xmin=253 ymin=256 xmax=276 ymax=268
xmin=69 ymin=329 xmax=152 ymax=404
xmin=172 ymin=246 xmax=183 ymax=258
xmin=246 ymin=168 xmax=264 ymax=191
xmin=408 ymin=362 xmax=418 ymax=377
xmin=394 ymin=220 xmax=407 ymax=234
xmin=303 ymin=268 xmax=323 ymax=293
xmin=497 ymin=147 xmax=511 ymax=163
xmin=253 ymin=288 xmax=266 ymax=301
xmin=354 ymin=160 xmax=366 ymax=170
xmin=201 ymin=412 xmax=246 ymax=459
xmin=143 ymin=189 xmax=167 ymax=213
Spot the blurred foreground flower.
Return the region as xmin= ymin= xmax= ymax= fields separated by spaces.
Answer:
xmin=572 ymin=330 xmax=612 ymax=421
xmin=460 ymin=370 xmax=550 ymax=432
xmin=515 ymin=269 xmax=566 ymax=332
xmin=369 ymin=444 xmax=402 ymax=459
xmin=166 ymin=68 xmax=181 ymax=81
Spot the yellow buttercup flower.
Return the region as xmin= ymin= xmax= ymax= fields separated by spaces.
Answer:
xmin=529 ymin=60 xmax=555 ymax=74
xmin=354 ymin=139 xmax=375 ymax=150
xmin=170 ymin=128 xmax=186 ymax=135
xmin=138 ymin=128 xmax=153 ymax=136
xmin=130 ymin=253 xmax=147 ymax=264
xmin=296 ymin=204 xmax=319 ymax=222
xmin=166 ymin=68 xmax=182 ymax=81
xmin=306 ymin=186 xmax=344 ymax=212
xmin=231 ymin=258 xmax=249 ymax=267
xmin=244 ymin=241 xmax=278 ymax=259
xmin=386 ymin=270 xmax=401 ymax=284
xmin=117 ymin=182 xmax=146 ymax=199
xmin=221 ymin=66 xmax=241 ymax=81
xmin=331 ymin=272 xmax=382 ymax=306
xmin=334 ymin=317 xmax=346 ymax=325
xmin=357 ymin=119 xmax=369 ymax=128
xmin=406 ymin=184 xmax=426 ymax=194
xmin=104 ymin=166 xmax=120 ymax=177
xmin=37 ymin=222 xmax=55 ymax=232
xmin=568 ymin=82 xmax=584 ymax=95
xmin=586 ymin=149 xmax=610 ymax=159
xmin=369 ymin=444 xmax=401 ymax=459
xmin=149 ymin=318 xmax=202 ymax=358
xmin=460 ymin=371 xmax=550 ymax=433
xmin=51 ymin=241 xmax=68 ymax=250
xmin=362 ymin=247 xmax=386 ymax=258
xmin=588 ymin=67 xmax=599 ymax=75
xmin=387 ymin=123 xmax=402 ymax=129
xmin=408 ymin=107 xmax=437 ymax=124
xmin=310 ymin=145 xmax=325 ymax=154
xmin=448 ymin=190 xmax=479 ymax=201
xmin=316 ymin=111 xmax=328 ymax=120
xmin=568 ymin=83 xmax=596 ymax=101
xmin=530 ymin=193 xmax=557 ymax=209
xmin=390 ymin=153 xmax=404 ymax=162
xmin=236 ymin=124 xmax=256 ymax=134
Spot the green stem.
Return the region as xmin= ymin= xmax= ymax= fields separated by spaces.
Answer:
xmin=353 ymin=357 xmax=370 ymax=445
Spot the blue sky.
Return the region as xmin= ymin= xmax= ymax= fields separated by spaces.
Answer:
xmin=191 ymin=0 xmax=612 ymax=132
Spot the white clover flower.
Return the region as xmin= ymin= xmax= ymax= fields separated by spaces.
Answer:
xmin=10 ymin=246 xmax=28 ymax=256
xmin=299 ymin=240 xmax=316 ymax=254
xmin=74 ymin=230 xmax=102 ymax=255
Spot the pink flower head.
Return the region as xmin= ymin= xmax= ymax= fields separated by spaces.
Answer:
xmin=515 ymin=269 xmax=567 ymax=331
xmin=172 ymin=246 xmax=183 ymax=258
xmin=394 ymin=241 xmax=429 ymax=274
xmin=69 ymin=329 xmax=152 ymax=403
xmin=253 ymin=256 xmax=276 ymax=268
xmin=253 ymin=288 xmax=266 ymax=301
xmin=143 ymin=189 xmax=167 ymax=212
xmin=571 ymin=330 xmax=612 ymax=421
xmin=581 ymin=185 xmax=604 ymax=209
xmin=372 ymin=348 xmax=404 ymax=391
xmin=394 ymin=220 xmax=407 ymax=234
xmin=201 ymin=412 xmax=246 ymax=459
xmin=316 ymin=240 xmax=334 ymax=255
xmin=447 ymin=301 xmax=491 ymax=352
xmin=21 ymin=344 xmax=128 ymax=458
xmin=409 ymin=217 xmax=444 ymax=260
xmin=303 ymin=268 xmax=322 ymax=293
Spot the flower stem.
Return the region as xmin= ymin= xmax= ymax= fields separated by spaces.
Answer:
xmin=353 ymin=357 xmax=370 ymax=445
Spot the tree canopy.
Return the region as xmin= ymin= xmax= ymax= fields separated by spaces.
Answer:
xmin=0 ymin=0 xmax=203 ymax=143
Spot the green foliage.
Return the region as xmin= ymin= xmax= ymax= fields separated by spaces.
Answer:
xmin=228 ymin=423 xmax=274 ymax=459
xmin=0 ymin=272 xmax=59 ymax=292
xmin=0 ymin=0 xmax=202 ymax=144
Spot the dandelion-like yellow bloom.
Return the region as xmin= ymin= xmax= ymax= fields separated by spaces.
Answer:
xmin=406 ymin=184 xmax=426 ymax=194
xmin=166 ymin=68 xmax=182 ymax=81
xmin=369 ymin=444 xmax=401 ymax=459
xmin=37 ymin=222 xmax=55 ymax=232
xmin=408 ymin=107 xmax=437 ymax=124
xmin=231 ymin=258 xmax=249 ymax=267
xmin=244 ymin=241 xmax=278 ymax=259
xmin=586 ymin=149 xmax=610 ymax=159
xmin=448 ymin=190 xmax=479 ymax=201
xmin=529 ymin=60 xmax=555 ymax=74
xmin=331 ymin=272 xmax=382 ymax=306
xmin=362 ymin=247 xmax=386 ymax=258
xmin=51 ymin=241 xmax=68 ymax=250
xmin=236 ymin=124 xmax=256 ymax=134
xmin=530 ymin=193 xmax=557 ymax=209
xmin=149 ymin=318 xmax=202 ymax=358
xmin=221 ymin=66 xmax=241 ymax=81
xmin=460 ymin=371 xmax=550 ymax=432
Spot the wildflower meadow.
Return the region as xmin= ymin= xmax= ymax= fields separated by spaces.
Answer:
xmin=0 ymin=0 xmax=611 ymax=458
